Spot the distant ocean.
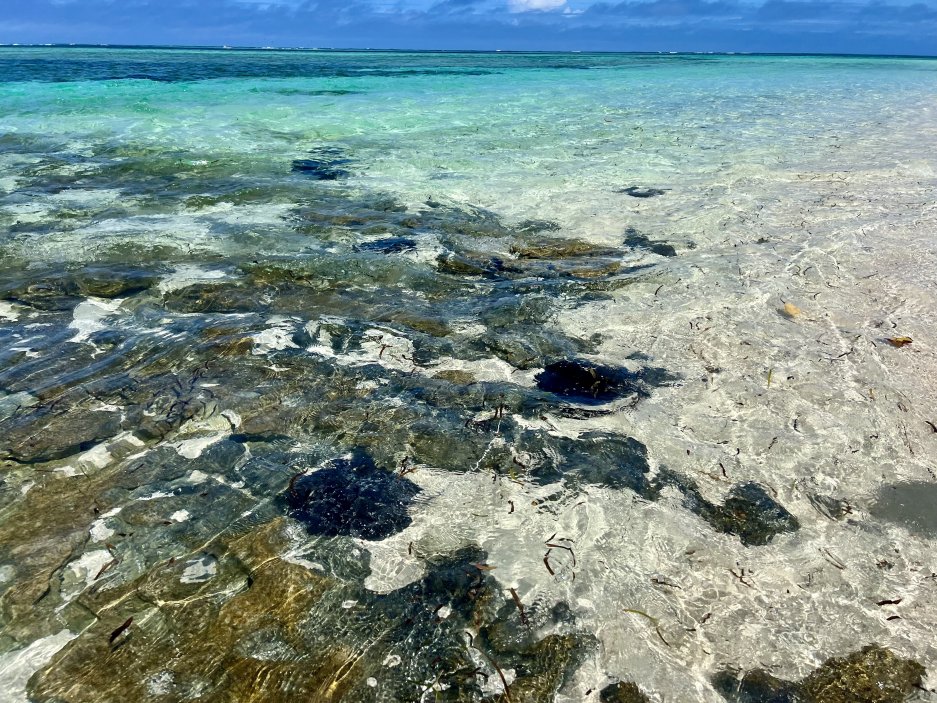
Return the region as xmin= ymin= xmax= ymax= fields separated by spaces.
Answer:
xmin=1 ymin=47 xmax=936 ymax=702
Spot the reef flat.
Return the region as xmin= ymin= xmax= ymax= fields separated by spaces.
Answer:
xmin=0 ymin=48 xmax=936 ymax=702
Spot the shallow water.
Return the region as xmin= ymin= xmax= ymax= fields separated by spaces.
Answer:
xmin=1 ymin=47 xmax=936 ymax=702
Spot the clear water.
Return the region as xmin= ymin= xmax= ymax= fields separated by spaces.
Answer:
xmin=1 ymin=48 xmax=936 ymax=702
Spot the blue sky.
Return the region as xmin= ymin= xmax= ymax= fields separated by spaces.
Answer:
xmin=3 ymin=0 xmax=937 ymax=55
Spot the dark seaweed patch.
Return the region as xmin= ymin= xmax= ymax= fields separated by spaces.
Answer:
xmin=280 ymin=449 xmax=419 ymax=540
xmin=291 ymin=146 xmax=352 ymax=180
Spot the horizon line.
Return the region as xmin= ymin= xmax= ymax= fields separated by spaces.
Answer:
xmin=1 ymin=43 xmax=936 ymax=60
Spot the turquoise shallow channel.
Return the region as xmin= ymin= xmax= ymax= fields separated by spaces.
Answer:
xmin=1 ymin=47 xmax=937 ymax=702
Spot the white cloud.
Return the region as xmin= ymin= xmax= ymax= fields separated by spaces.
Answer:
xmin=508 ymin=0 xmax=567 ymax=11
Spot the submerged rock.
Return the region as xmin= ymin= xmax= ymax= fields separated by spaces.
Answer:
xmin=800 ymin=644 xmax=926 ymax=703
xmin=515 ymin=218 xmax=561 ymax=233
xmin=704 ymin=483 xmax=800 ymax=547
xmin=712 ymin=669 xmax=799 ymax=703
xmin=291 ymin=158 xmax=349 ymax=180
xmin=545 ymin=432 xmax=651 ymax=493
xmin=0 ymin=406 xmax=122 ymax=463
xmin=353 ymin=236 xmax=417 ymax=254
xmin=656 ymin=472 xmax=799 ymax=546
xmin=624 ymin=228 xmax=677 ymax=257
xmin=808 ymin=493 xmax=852 ymax=521
xmin=280 ymin=449 xmax=420 ymax=540
xmin=433 ymin=369 xmax=477 ymax=384
xmin=601 ymin=681 xmax=651 ymax=703
xmin=714 ymin=644 xmax=926 ymax=703
xmin=619 ymin=186 xmax=667 ymax=198
xmin=536 ymin=359 xmax=661 ymax=405
xmin=510 ymin=238 xmax=619 ymax=260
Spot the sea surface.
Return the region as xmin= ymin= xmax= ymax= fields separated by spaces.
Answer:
xmin=1 ymin=47 xmax=936 ymax=702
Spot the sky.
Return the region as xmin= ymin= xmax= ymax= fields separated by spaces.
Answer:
xmin=2 ymin=0 xmax=937 ymax=55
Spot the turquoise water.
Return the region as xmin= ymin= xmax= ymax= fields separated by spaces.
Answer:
xmin=1 ymin=48 xmax=936 ymax=702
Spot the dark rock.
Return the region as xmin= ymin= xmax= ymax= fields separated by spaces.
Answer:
xmin=546 ymin=432 xmax=651 ymax=493
xmin=506 ymin=633 xmax=596 ymax=702
xmin=436 ymin=252 xmax=496 ymax=277
xmin=353 ymin=237 xmax=417 ymax=254
xmin=0 ymin=265 xmax=159 ymax=312
xmin=712 ymin=669 xmax=799 ymax=703
xmin=535 ymin=359 xmax=648 ymax=405
xmin=556 ymin=406 xmax=615 ymax=419
xmin=280 ymin=449 xmax=420 ymax=540
xmin=601 ymin=681 xmax=651 ymax=703
xmin=655 ymin=472 xmax=799 ymax=546
xmin=291 ymin=159 xmax=349 ymax=180
xmin=161 ymin=282 xmax=262 ymax=314
xmin=706 ymin=483 xmax=800 ymax=546
xmin=433 ymin=370 xmax=476 ymax=384
xmin=714 ymin=644 xmax=926 ymax=703
xmin=436 ymin=252 xmax=516 ymax=278
xmin=291 ymin=148 xmax=351 ymax=181
xmin=70 ymin=266 xmax=161 ymax=298
xmin=619 ymin=186 xmax=667 ymax=198
xmin=0 ymin=407 xmax=121 ymax=463
xmin=1 ymin=280 xmax=81 ymax=312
